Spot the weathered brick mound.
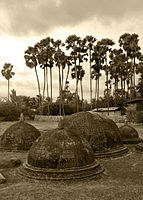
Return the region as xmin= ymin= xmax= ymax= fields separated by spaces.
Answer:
xmin=19 ymin=128 xmax=104 ymax=180
xmin=119 ymin=125 xmax=142 ymax=144
xmin=58 ymin=112 xmax=128 ymax=157
xmin=136 ymin=143 xmax=143 ymax=153
xmin=0 ymin=121 xmax=41 ymax=151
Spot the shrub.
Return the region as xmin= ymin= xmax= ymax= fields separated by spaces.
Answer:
xmin=0 ymin=102 xmax=19 ymax=121
xmin=40 ymin=102 xmax=89 ymax=116
xmin=126 ymin=110 xmax=143 ymax=123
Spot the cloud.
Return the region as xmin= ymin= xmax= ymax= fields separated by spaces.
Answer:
xmin=18 ymin=71 xmax=33 ymax=77
xmin=0 ymin=0 xmax=143 ymax=36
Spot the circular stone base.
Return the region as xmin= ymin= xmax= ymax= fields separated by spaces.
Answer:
xmin=94 ymin=146 xmax=129 ymax=158
xmin=18 ymin=160 xmax=104 ymax=181
xmin=136 ymin=143 xmax=143 ymax=152
xmin=123 ymin=138 xmax=143 ymax=144
xmin=0 ymin=145 xmax=28 ymax=152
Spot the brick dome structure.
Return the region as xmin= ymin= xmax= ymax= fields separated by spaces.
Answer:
xmin=19 ymin=128 xmax=104 ymax=180
xmin=58 ymin=112 xmax=128 ymax=158
xmin=0 ymin=121 xmax=41 ymax=151
xmin=119 ymin=124 xmax=142 ymax=144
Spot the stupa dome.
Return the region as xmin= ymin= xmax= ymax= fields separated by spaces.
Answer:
xmin=58 ymin=112 xmax=128 ymax=157
xmin=119 ymin=124 xmax=142 ymax=144
xmin=0 ymin=121 xmax=41 ymax=151
xmin=136 ymin=142 xmax=143 ymax=152
xmin=19 ymin=128 xmax=104 ymax=180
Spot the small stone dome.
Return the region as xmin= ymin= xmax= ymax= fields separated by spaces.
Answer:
xmin=19 ymin=128 xmax=103 ymax=180
xmin=136 ymin=142 xmax=143 ymax=152
xmin=0 ymin=121 xmax=41 ymax=151
xmin=58 ymin=112 xmax=128 ymax=157
xmin=119 ymin=124 xmax=142 ymax=144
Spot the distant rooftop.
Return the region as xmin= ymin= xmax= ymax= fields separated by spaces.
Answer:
xmin=91 ymin=107 xmax=122 ymax=112
xmin=125 ymin=98 xmax=143 ymax=104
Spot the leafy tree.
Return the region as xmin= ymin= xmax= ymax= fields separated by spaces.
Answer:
xmin=1 ymin=63 xmax=15 ymax=101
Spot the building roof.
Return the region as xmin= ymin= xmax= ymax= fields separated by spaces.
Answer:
xmin=91 ymin=107 xmax=122 ymax=112
xmin=125 ymin=98 xmax=143 ymax=104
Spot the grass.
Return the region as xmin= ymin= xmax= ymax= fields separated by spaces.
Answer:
xmin=0 ymin=121 xmax=143 ymax=200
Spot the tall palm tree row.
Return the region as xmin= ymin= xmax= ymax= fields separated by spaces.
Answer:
xmin=119 ymin=33 xmax=141 ymax=99
xmin=23 ymin=33 xmax=143 ymax=115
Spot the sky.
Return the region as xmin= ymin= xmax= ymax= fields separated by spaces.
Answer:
xmin=0 ymin=0 xmax=143 ymax=101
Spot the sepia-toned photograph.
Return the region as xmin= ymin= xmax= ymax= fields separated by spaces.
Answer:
xmin=0 ymin=0 xmax=143 ymax=199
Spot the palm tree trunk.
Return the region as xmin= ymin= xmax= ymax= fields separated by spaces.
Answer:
xmin=64 ymin=65 xmax=70 ymax=90
xmin=130 ymin=60 xmax=134 ymax=99
xmin=43 ymin=68 xmax=46 ymax=99
xmin=75 ymin=60 xmax=79 ymax=112
xmin=89 ymin=49 xmax=92 ymax=110
xmin=121 ymin=76 xmax=123 ymax=98
xmin=61 ymin=65 xmax=65 ymax=115
xmin=50 ymin=67 xmax=52 ymax=102
xmin=45 ymin=67 xmax=50 ymax=115
xmin=133 ymin=57 xmax=136 ymax=98
xmin=94 ymin=78 xmax=97 ymax=109
xmin=61 ymin=65 xmax=64 ymax=91
xmin=80 ymin=79 xmax=84 ymax=110
xmin=58 ymin=65 xmax=62 ymax=115
xmin=105 ymin=57 xmax=109 ymax=115
xmin=97 ymin=76 xmax=100 ymax=111
xmin=8 ymin=79 xmax=9 ymax=101
xmin=45 ymin=67 xmax=49 ymax=99
xmin=123 ymin=77 xmax=126 ymax=93
xmin=34 ymin=66 xmax=41 ymax=107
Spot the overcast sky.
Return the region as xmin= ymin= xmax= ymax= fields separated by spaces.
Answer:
xmin=0 ymin=0 xmax=143 ymax=101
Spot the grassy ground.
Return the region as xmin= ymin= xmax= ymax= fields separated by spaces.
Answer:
xmin=0 ymin=121 xmax=143 ymax=200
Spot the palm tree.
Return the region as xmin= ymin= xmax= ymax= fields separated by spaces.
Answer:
xmin=91 ymin=41 xmax=105 ymax=109
xmin=65 ymin=35 xmax=82 ymax=112
xmin=71 ymin=65 xmax=85 ymax=108
xmin=53 ymin=39 xmax=66 ymax=115
xmin=91 ymin=65 xmax=101 ymax=110
xmin=99 ymin=38 xmax=115 ymax=114
xmin=119 ymin=33 xmax=141 ymax=99
xmin=1 ymin=63 xmax=15 ymax=101
xmin=35 ymin=37 xmax=54 ymax=102
xmin=64 ymin=55 xmax=72 ymax=90
xmin=24 ymin=46 xmax=41 ymax=106
xmin=109 ymin=48 xmax=127 ymax=95
xmin=84 ymin=35 xmax=96 ymax=109
xmin=136 ymin=54 xmax=143 ymax=97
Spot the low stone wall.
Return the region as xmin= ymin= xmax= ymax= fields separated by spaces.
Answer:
xmin=91 ymin=112 xmax=126 ymax=123
xmin=107 ymin=115 xmax=126 ymax=123
xmin=34 ymin=114 xmax=126 ymax=123
xmin=34 ymin=115 xmax=63 ymax=122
